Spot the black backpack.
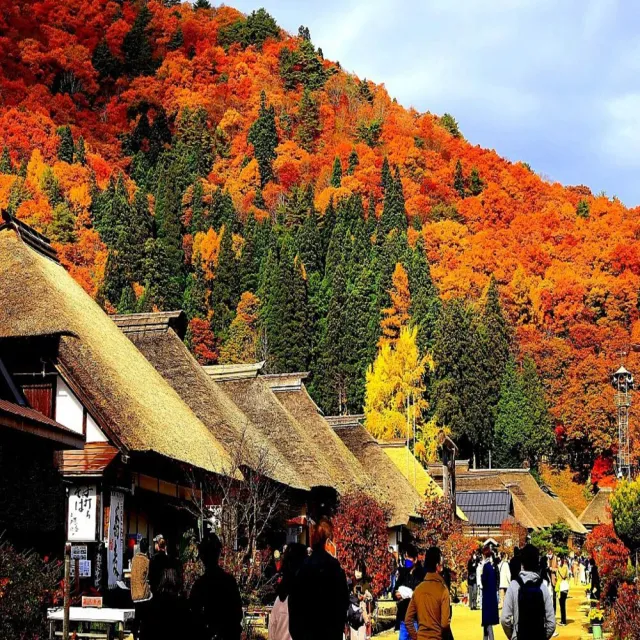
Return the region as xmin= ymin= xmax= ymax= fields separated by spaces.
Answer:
xmin=515 ymin=576 xmax=547 ymax=640
xmin=347 ymin=594 xmax=365 ymax=630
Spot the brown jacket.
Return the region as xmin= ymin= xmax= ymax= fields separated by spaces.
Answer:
xmin=405 ymin=572 xmax=451 ymax=640
xmin=130 ymin=553 xmax=151 ymax=602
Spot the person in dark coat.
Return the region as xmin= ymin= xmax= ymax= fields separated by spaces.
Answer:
xmin=481 ymin=545 xmax=499 ymax=640
xmin=144 ymin=567 xmax=188 ymax=640
xmin=508 ymin=547 xmax=521 ymax=582
xmin=467 ymin=551 xmax=479 ymax=610
xmin=288 ymin=517 xmax=350 ymax=640
xmin=394 ymin=544 xmax=425 ymax=640
xmin=189 ymin=534 xmax=243 ymax=640
xmin=149 ymin=535 xmax=172 ymax=595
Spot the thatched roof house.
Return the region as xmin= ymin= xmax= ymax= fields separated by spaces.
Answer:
xmin=427 ymin=465 xmax=586 ymax=534
xmin=114 ymin=313 xmax=308 ymax=490
xmin=579 ymin=488 xmax=613 ymax=531
xmin=262 ymin=373 xmax=371 ymax=496
xmin=327 ymin=416 xmax=423 ymax=527
xmin=0 ymin=216 xmax=236 ymax=477
xmin=380 ymin=440 xmax=468 ymax=521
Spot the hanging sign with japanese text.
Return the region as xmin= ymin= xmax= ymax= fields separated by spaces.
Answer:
xmin=68 ymin=485 xmax=97 ymax=542
xmin=107 ymin=491 xmax=124 ymax=588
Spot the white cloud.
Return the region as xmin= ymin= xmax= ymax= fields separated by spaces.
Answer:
xmin=602 ymin=93 xmax=640 ymax=166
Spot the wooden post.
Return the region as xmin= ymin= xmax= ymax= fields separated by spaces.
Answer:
xmin=63 ymin=542 xmax=71 ymax=640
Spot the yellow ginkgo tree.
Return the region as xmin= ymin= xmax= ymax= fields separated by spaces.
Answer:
xmin=364 ymin=325 xmax=440 ymax=462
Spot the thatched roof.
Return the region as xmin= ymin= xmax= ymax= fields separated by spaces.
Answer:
xmin=379 ymin=441 xmax=468 ymax=521
xmin=330 ymin=420 xmax=422 ymax=527
xmin=579 ymin=488 xmax=613 ymax=529
xmin=115 ymin=318 xmax=308 ymax=490
xmin=0 ymin=225 xmax=237 ymax=477
xmin=214 ymin=376 xmax=336 ymax=491
xmin=451 ymin=469 xmax=587 ymax=534
xmin=265 ymin=378 xmax=370 ymax=496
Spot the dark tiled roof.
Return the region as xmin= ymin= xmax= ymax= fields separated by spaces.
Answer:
xmin=456 ymin=490 xmax=512 ymax=526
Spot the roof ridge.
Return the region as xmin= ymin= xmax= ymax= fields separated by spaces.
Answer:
xmin=0 ymin=210 xmax=59 ymax=263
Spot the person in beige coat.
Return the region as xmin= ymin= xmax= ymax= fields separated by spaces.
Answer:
xmin=130 ymin=538 xmax=152 ymax=640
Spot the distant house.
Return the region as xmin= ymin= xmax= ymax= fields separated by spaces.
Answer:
xmin=428 ymin=463 xmax=587 ymax=539
xmin=0 ymin=213 xmax=238 ymax=590
xmin=579 ymin=488 xmax=613 ymax=532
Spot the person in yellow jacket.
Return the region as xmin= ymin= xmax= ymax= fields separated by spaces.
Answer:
xmin=555 ymin=556 xmax=570 ymax=626
xmin=405 ymin=547 xmax=451 ymax=640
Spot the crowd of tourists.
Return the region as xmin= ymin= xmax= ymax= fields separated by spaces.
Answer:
xmin=465 ymin=544 xmax=601 ymax=639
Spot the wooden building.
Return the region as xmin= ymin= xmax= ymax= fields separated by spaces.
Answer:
xmin=0 ymin=213 xmax=238 ymax=593
xmin=579 ymin=488 xmax=613 ymax=532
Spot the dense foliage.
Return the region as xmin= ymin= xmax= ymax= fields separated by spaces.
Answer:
xmin=0 ymin=540 xmax=62 ymax=640
xmin=1 ymin=0 xmax=639 ymax=474
xmin=332 ymin=491 xmax=393 ymax=597
xmin=610 ymin=478 xmax=640 ymax=550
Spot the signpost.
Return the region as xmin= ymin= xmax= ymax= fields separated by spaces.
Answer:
xmin=107 ymin=491 xmax=124 ymax=588
xmin=68 ymin=485 xmax=98 ymax=542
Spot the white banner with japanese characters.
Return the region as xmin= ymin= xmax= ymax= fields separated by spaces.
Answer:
xmin=68 ymin=485 xmax=97 ymax=542
xmin=107 ymin=491 xmax=124 ymax=588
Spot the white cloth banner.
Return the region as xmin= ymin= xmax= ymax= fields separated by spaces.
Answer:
xmin=68 ymin=485 xmax=97 ymax=542
xmin=107 ymin=491 xmax=124 ymax=589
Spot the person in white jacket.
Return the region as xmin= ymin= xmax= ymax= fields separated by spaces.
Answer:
xmin=500 ymin=544 xmax=556 ymax=640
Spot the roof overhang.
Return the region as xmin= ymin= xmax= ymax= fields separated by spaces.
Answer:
xmin=0 ymin=398 xmax=84 ymax=449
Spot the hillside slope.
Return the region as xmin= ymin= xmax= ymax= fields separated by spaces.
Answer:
xmin=1 ymin=0 xmax=638 ymax=474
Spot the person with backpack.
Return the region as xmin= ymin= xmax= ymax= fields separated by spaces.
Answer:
xmin=500 ymin=544 xmax=556 ymax=640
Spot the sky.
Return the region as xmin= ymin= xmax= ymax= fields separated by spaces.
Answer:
xmin=226 ymin=0 xmax=640 ymax=206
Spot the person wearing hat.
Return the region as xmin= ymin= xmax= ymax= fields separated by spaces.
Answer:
xmin=149 ymin=534 xmax=171 ymax=595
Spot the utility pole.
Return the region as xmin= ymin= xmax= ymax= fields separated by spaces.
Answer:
xmin=63 ymin=542 xmax=71 ymax=640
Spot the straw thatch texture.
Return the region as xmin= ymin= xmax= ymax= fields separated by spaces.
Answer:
xmin=579 ymin=488 xmax=612 ymax=529
xmin=0 ymin=229 xmax=236 ymax=476
xmin=218 ymin=378 xmax=335 ymax=490
xmin=333 ymin=423 xmax=422 ymax=527
xmin=454 ymin=470 xmax=586 ymax=533
xmin=269 ymin=384 xmax=370 ymax=495
xmin=380 ymin=443 xmax=468 ymax=521
xmin=118 ymin=325 xmax=308 ymax=490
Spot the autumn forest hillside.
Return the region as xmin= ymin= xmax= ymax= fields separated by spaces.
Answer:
xmin=1 ymin=0 xmax=639 ymax=481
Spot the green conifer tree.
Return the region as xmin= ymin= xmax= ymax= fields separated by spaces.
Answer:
xmin=50 ymin=203 xmax=76 ymax=243
xmin=454 ymin=159 xmax=466 ymax=198
xmin=117 ymin=285 xmax=138 ymax=315
xmin=297 ymin=88 xmax=321 ymax=152
xmin=210 ymin=225 xmax=240 ymax=337
xmin=576 ymin=199 xmax=590 ymax=219
xmin=0 ymin=146 xmax=13 ymax=174
xmin=92 ymin=38 xmax=122 ymax=79
xmin=183 ymin=261 xmax=209 ymax=320
xmin=407 ymin=237 xmax=440 ymax=352
xmin=57 ymin=126 xmax=74 ymax=164
xmin=330 ymin=156 xmax=343 ymax=188
xmin=320 ymin=197 xmax=336 ymax=265
xmin=296 ymin=207 xmax=322 ymax=275
xmin=190 ymin=180 xmax=207 ymax=235
xmin=122 ymin=4 xmax=155 ymax=76
xmin=468 ymin=167 xmax=484 ymax=196
xmin=379 ymin=168 xmax=407 ymax=236
xmin=75 ymin=137 xmax=86 ymax=165
xmin=167 ymin=27 xmax=184 ymax=51
xmin=248 ymin=91 xmax=278 ymax=187
xmin=193 ymin=0 xmax=211 ymax=8
xmin=347 ymin=148 xmax=359 ymax=175
xmin=440 ymin=113 xmax=461 ymax=138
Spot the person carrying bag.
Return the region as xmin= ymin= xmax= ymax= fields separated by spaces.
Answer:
xmin=555 ymin=558 xmax=570 ymax=627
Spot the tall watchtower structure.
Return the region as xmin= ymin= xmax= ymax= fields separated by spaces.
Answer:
xmin=612 ymin=365 xmax=634 ymax=479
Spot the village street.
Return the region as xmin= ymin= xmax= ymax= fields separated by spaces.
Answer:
xmin=377 ymin=584 xmax=591 ymax=640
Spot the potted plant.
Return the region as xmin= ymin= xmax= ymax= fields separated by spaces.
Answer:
xmin=589 ymin=608 xmax=604 ymax=639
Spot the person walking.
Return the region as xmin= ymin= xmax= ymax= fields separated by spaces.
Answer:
xmin=149 ymin=535 xmax=171 ymax=595
xmin=476 ymin=551 xmax=485 ymax=610
xmin=268 ymin=543 xmax=307 ymax=640
xmin=555 ymin=556 xmax=570 ymax=627
xmin=546 ymin=551 xmax=557 ymax=615
xmin=481 ymin=545 xmax=499 ymax=640
xmin=130 ymin=538 xmax=152 ymax=640
xmin=590 ymin=556 xmax=601 ymax=601
xmin=498 ymin=553 xmax=511 ymax=608
xmin=467 ymin=552 xmax=479 ymax=610
xmin=404 ymin=547 xmax=451 ymax=640
xmin=509 ymin=547 xmax=521 ymax=580
xmin=579 ymin=558 xmax=586 ymax=585
xmin=500 ymin=544 xmax=556 ymax=640
xmin=289 ymin=517 xmax=350 ymax=640
xmin=189 ymin=534 xmax=243 ymax=640
xmin=144 ymin=567 xmax=188 ymax=640
xmin=394 ymin=544 xmax=425 ymax=640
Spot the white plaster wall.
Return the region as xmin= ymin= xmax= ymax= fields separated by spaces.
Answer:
xmin=86 ymin=414 xmax=107 ymax=443
xmin=55 ymin=378 xmax=84 ymax=434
